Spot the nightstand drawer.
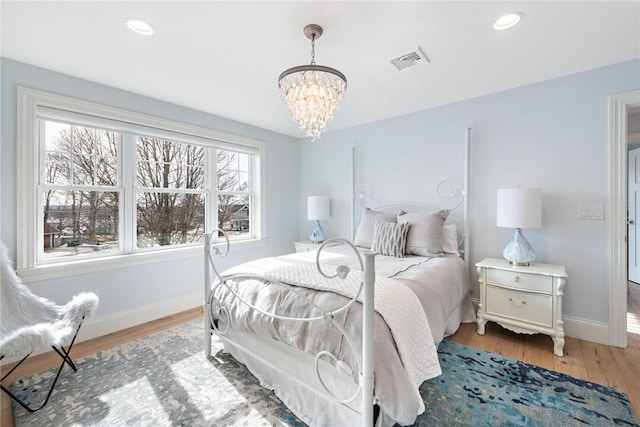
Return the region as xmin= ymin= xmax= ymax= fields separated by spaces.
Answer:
xmin=486 ymin=285 xmax=553 ymax=328
xmin=295 ymin=240 xmax=339 ymax=253
xmin=294 ymin=241 xmax=320 ymax=253
xmin=486 ymin=269 xmax=552 ymax=293
xmin=295 ymin=244 xmax=315 ymax=252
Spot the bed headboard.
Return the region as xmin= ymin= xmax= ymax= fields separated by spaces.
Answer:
xmin=351 ymin=128 xmax=471 ymax=268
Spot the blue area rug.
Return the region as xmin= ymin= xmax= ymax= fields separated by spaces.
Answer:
xmin=421 ymin=341 xmax=639 ymax=426
xmin=10 ymin=318 xmax=639 ymax=426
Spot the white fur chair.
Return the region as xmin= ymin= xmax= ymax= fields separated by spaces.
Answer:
xmin=0 ymin=243 xmax=98 ymax=412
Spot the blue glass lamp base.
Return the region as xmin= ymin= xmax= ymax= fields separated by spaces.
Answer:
xmin=309 ymin=220 xmax=325 ymax=244
xmin=503 ymin=228 xmax=535 ymax=266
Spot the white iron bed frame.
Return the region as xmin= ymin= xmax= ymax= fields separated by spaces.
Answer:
xmin=204 ymin=129 xmax=471 ymax=426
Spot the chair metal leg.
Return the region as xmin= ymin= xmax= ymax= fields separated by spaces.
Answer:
xmin=52 ymin=345 xmax=77 ymax=372
xmin=0 ymin=315 xmax=86 ymax=413
xmin=0 ymin=354 xmax=67 ymax=413
xmin=0 ymin=354 xmax=31 ymax=382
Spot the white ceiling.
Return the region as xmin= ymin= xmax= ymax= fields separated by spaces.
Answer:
xmin=1 ymin=1 xmax=639 ymax=139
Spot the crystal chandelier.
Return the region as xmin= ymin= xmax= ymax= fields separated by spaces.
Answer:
xmin=278 ymin=24 xmax=347 ymax=142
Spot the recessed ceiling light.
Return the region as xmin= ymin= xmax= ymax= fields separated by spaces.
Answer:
xmin=493 ymin=12 xmax=523 ymax=31
xmin=124 ymin=17 xmax=155 ymax=36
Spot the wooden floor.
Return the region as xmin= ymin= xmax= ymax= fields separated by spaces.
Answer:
xmin=2 ymin=303 xmax=639 ymax=426
xmin=629 ymin=281 xmax=640 ymax=344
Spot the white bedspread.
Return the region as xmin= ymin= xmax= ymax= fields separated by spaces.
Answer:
xmin=211 ymin=244 xmax=474 ymax=425
xmin=223 ymin=251 xmax=442 ymax=393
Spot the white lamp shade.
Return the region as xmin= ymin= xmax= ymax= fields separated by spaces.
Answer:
xmin=307 ymin=196 xmax=330 ymax=221
xmin=496 ymin=188 xmax=542 ymax=229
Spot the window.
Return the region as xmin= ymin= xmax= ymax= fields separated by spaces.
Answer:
xmin=42 ymin=122 xmax=121 ymax=259
xmin=135 ymin=137 xmax=207 ymax=249
xmin=17 ymin=88 xmax=264 ymax=277
xmin=216 ymin=150 xmax=252 ymax=239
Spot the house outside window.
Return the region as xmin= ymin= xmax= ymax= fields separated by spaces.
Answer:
xmin=17 ymin=87 xmax=264 ymax=278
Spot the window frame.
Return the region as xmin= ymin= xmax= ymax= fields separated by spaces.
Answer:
xmin=17 ymin=87 xmax=265 ymax=281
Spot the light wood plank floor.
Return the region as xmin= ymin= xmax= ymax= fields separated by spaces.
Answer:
xmin=629 ymin=281 xmax=640 ymax=348
xmin=2 ymin=306 xmax=639 ymax=426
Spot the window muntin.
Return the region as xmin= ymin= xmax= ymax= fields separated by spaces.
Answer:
xmin=217 ymin=150 xmax=249 ymax=192
xmin=136 ymin=137 xmax=206 ymax=190
xmin=44 ymin=122 xmax=118 ymax=187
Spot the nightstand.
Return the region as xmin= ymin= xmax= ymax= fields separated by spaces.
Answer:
xmin=476 ymin=257 xmax=567 ymax=356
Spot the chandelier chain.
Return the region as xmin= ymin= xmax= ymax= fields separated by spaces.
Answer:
xmin=310 ymin=35 xmax=316 ymax=65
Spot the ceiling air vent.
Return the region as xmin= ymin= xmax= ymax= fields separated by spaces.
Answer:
xmin=390 ymin=47 xmax=430 ymax=71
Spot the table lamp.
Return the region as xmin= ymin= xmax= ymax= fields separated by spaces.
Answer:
xmin=496 ymin=188 xmax=542 ymax=266
xmin=307 ymin=196 xmax=330 ymax=243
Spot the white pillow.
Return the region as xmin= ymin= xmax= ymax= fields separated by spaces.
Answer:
xmin=397 ymin=209 xmax=450 ymax=256
xmin=372 ymin=221 xmax=409 ymax=258
xmin=442 ymin=223 xmax=460 ymax=256
xmin=354 ymin=208 xmax=397 ymax=248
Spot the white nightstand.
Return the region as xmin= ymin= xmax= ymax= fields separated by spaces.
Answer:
xmin=476 ymin=257 xmax=567 ymax=357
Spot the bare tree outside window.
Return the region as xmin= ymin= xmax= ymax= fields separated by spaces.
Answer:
xmin=42 ymin=121 xmax=120 ymax=258
xmin=136 ymin=137 xmax=206 ymax=247
xmin=217 ymin=150 xmax=251 ymax=239
xmin=38 ymin=114 xmax=257 ymax=263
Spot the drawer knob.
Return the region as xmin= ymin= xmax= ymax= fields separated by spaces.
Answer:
xmin=508 ymin=297 xmax=526 ymax=307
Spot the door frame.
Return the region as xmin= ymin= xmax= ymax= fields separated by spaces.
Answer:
xmin=609 ymin=89 xmax=640 ymax=348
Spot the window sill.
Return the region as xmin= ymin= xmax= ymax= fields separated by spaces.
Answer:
xmin=17 ymin=238 xmax=266 ymax=283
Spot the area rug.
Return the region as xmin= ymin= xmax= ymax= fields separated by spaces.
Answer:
xmin=10 ymin=318 xmax=639 ymax=426
xmin=421 ymin=342 xmax=639 ymax=426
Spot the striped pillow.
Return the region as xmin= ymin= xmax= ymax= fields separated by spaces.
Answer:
xmin=372 ymin=221 xmax=410 ymax=258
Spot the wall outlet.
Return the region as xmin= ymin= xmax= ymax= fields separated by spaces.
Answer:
xmin=578 ymin=205 xmax=604 ymax=220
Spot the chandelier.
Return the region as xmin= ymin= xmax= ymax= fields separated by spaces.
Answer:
xmin=278 ymin=24 xmax=347 ymax=142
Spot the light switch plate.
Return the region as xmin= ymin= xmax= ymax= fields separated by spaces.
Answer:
xmin=578 ymin=205 xmax=604 ymax=220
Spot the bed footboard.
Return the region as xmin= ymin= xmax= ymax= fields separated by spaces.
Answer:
xmin=204 ymin=231 xmax=376 ymax=426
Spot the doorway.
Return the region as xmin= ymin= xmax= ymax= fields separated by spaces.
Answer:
xmin=627 ymin=106 xmax=640 ymax=345
xmin=628 ymin=146 xmax=640 ymax=283
xmin=611 ymin=90 xmax=640 ymax=348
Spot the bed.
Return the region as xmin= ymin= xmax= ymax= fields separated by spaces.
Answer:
xmin=204 ymin=131 xmax=474 ymax=426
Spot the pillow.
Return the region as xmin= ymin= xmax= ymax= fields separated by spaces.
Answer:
xmin=442 ymin=223 xmax=460 ymax=256
xmin=397 ymin=209 xmax=450 ymax=256
xmin=371 ymin=221 xmax=409 ymax=258
xmin=354 ymin=208 xmax=397 ymax=248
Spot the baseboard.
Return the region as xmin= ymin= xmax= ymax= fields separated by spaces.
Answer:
xmin=79 ymin=297 xmax=608 ymax=346
xmin=0 ymin=293 xmax=202 ymax=366
xmin=470 ymin=297 xmax=609 ymax=345
xmin=562 ymin=315 xmax=609 ymax=345
xmin=77 ymin=292 xmax=202 ymax=342
xmin=1 ymin=295 xmax=610 ymax=368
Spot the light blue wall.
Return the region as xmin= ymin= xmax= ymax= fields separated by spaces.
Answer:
xmin=0 ymin=58 xmax=300 ymax=332
xmin=3 ymin=56 xmax=639 ymax=342
xmin=299 ymin=59 xmax=640 ymax=332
